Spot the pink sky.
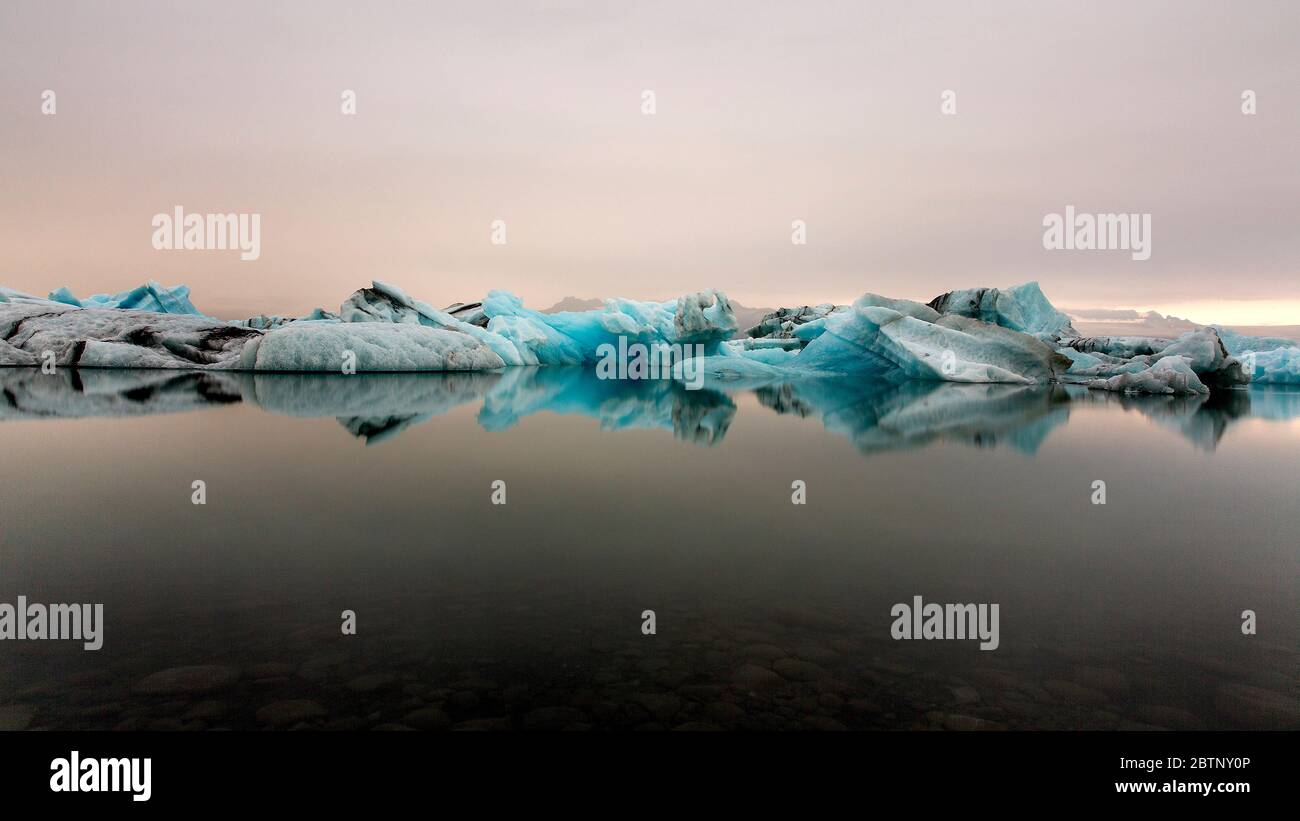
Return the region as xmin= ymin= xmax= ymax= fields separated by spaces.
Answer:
xmin=1 ymin=0 xmax=1297 ymax=321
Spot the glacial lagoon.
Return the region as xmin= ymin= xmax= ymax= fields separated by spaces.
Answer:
xmin=1 ymin=367 xmax=1297 ymax=730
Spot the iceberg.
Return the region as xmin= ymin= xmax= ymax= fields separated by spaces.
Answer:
xmin=789 ymin=294 xmax=1071 ymax=384
xmin=1087 ymin=354 xmax=1209 ymax=395
xmin=1058 ymin=328 xmax=1248 ymax=390
xmin=48 ymin=280 xmax=206 ymax=316
xmin=239 ymin=308 xmax=339 ymax=330
xmin=926 ymin=282 xmax=1078 ymax=341
xmin=0 ymin=280 xmax=744 ymax=376
xmin=1213 ymin=326 xmax=1298 ymax=357
xmin=0 ymin=277 xmax=1273 ymax=394
xmin=0 ymin=301 xmax=258 ymax=369
xmin=0 ymin=285 xmax=56 ymax=306
xmin=338 ymin=281 xmax=739 ymax=367
xmin=239 ymin=321 xmax=505 ymax=372
xmin=0 ymin=300 xmax=502 ymax=373
xmin=744 ymin=303 xmax=843 ymax=340
xmin=1206 ymin=327 xmax=1300 ymax=385
xmin=739 ymin=283 xmax=1247 ymax=394
xmin=480 ymin=288 xmax=738 ymax=365
xmin=1238 ymin=346 xmax=1300 ymax=384
xmin=340 ymin=281 xmax=528 ymax=366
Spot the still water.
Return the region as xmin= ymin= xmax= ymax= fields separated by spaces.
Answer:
xmin=1 ymin=367 xmax=1297 ymax=730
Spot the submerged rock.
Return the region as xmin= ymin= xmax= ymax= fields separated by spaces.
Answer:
xmin=1214 ymin=684 xmax=1300 ymax=729
xmin=133 ymin=665 xmax=241 ymax=696
xmin=256 ymin=699 xmax=328 ymax=727
xmin=732 ymin=664 xmax=783 ymax=690
xmin=0 ymin=704 xmax=36 ymax=731
xmin=402 ymin=707 xmax=452 ymax=730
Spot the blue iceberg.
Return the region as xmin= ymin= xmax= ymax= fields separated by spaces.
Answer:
xmin=1210 ymin=326 xmax=1300 ymax=385
xmin=47 ymin=280 xmax=206 ymax=316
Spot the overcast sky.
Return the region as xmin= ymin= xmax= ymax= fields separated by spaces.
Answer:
xmin=1 ymin=0 xmax=1296 ymax=322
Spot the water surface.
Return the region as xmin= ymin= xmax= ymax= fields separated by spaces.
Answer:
xmin=1 ymin=367 xmax=1297 ymax=731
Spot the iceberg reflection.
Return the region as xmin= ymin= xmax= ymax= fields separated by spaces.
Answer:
xmin=4 ymin=366 xmax=1298 ymax=454
xmin=759 ymin=380 xmax=1071 ymax=455
xmin=0 ymin=368 xmax=240 ymax=419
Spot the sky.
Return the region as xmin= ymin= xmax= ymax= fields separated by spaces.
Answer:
xmin=1 ymin=0 xmax=1297 ymax=322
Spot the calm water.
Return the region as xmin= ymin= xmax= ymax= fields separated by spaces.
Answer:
xmin=1 ymin=366 xmax=1297 ymax=731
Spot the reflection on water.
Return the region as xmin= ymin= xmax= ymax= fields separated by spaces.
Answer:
xmin=4 ymin=366 xmax=1294 ymax=453
xmin=1 ymin=367 xmax=1298 ymax=731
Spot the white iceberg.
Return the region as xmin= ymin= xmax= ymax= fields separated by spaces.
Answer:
xmin=239 ymin=321 xmax=505 ymax=372
xmin=1087 ymin=354 xmax=1210 ymax=395
xmin=340 ymin=281 xmax=528 ymax=366
xmin=0 ymin=301 xmax=258 ymax=369
xmin=1059 ymin=328 xmax=1247 ymax=391
xmin=0 ymin=299 xmax=503 ymax=373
